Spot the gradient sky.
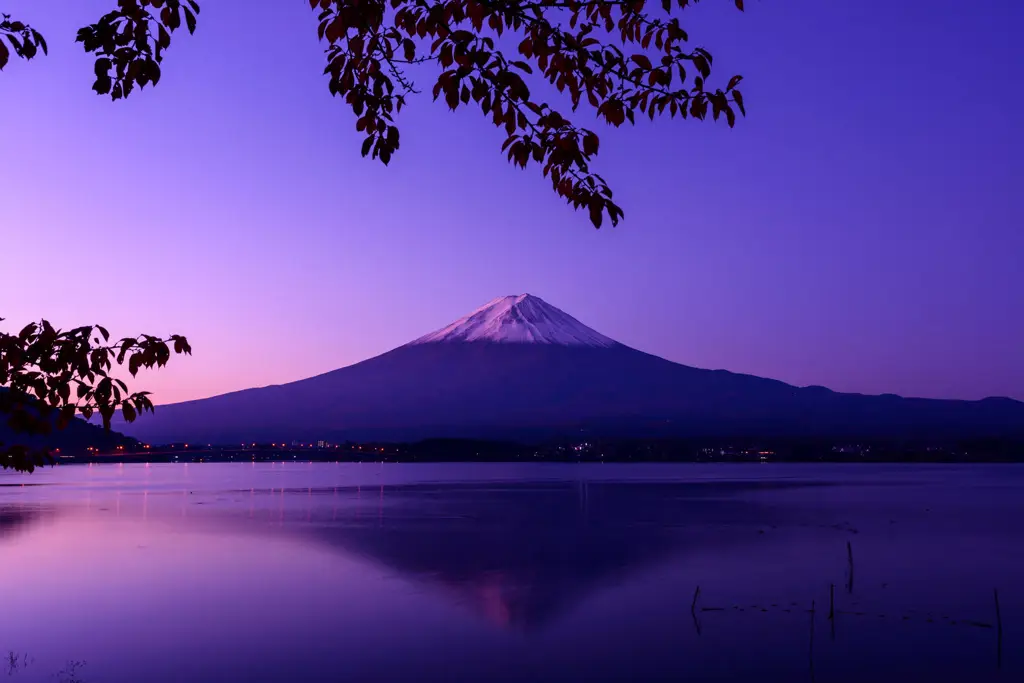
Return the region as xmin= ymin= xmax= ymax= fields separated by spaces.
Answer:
xmin=2 ymin=0 xmax=1021 ymax=404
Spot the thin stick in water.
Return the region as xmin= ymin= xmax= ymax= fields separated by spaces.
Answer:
xmin=690 ymin=585 xmax=702 ymax=636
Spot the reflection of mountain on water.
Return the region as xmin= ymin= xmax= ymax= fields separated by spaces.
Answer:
xmin=306 ymin=480 xmax=811 ymax=630
xmin=0 ymin=504 xmax=51 ymax=541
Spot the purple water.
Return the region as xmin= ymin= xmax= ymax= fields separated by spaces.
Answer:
xmin=1 ymin=462 xmax=1022 ymax=682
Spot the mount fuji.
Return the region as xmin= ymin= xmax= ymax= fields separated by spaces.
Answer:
xmin=121 ymin=294 xmax=1024 ymax=445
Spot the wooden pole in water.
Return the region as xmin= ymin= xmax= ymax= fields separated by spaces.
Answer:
xmin=690 ymin=585 xmax=702 ymax=636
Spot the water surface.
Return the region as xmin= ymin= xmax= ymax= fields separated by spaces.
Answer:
xmin=1 ymin=463 xmax=1021 ymax=682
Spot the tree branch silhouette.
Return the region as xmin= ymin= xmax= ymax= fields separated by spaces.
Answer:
xmin=1 ymin=0 xmax=746 ymax=227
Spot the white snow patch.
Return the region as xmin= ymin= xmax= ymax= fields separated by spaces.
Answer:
xmin=409 ymin=294 xmax=619 ymax=347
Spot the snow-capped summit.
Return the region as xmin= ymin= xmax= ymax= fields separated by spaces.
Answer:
xmin=409 ymin=294 xmax=620 ymax=348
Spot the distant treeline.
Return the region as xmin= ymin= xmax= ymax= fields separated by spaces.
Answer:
xmin=62 ymin=435 xmax=1024 ymax=465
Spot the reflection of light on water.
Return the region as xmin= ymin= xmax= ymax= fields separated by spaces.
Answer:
xmin=475 ymin=574 xmax=511 ymax=626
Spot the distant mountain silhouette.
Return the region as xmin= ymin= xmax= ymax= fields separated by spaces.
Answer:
xmin=0 ymin=389 xmax=136 ymax=455
xmin=120 ymin=294 xmax=1024 ymax=445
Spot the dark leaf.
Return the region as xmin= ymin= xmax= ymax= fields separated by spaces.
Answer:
xmin=184 ymin=7 xmax=198 ymax=35
xmin=630 ymin=54 xmax=652 ymax=70
xmin=732 ymin=89 xmax=745 ymax=115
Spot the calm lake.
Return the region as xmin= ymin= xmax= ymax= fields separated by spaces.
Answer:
xmin=1 ymin=462 xmax=1022 ymax=682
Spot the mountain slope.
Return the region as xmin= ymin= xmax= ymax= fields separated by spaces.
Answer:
xmin=120 ymin=295 xmax=1024 ymax=445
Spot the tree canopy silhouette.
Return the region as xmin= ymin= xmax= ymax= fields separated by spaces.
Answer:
xmin=1 ymin=0 xmax=746 ymax=227
xmin=0 ymin=322 xmax=192 ymax=472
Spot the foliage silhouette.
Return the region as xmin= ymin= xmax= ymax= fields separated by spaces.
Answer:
xmin=1 ymin=0 xmax=746 ymax=227
xmin=0 ymin=320 xmax=191 ymax=472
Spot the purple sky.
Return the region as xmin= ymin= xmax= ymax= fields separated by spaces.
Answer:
xmin=2 ymin=0 xmax=1021 ymax=404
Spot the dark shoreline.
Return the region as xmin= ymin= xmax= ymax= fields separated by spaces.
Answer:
xmin=54 ymin=436 xmax=1024 ymax=465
